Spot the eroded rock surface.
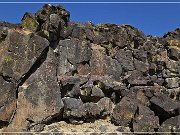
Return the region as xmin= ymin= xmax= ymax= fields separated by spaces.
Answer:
xmin=0 ymin=4 xmax=180 ymax=134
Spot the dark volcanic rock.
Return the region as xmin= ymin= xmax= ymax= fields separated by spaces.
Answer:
xmin=0 ymin=4 xmax=180 ymax=134
xmin=90 ymin=44 xmax=122 ymax=80
xmin=6 ymin=48 xmax=64 ymax=131
xmin=159 ymin=115 xmax=180 ymax=132
xmin=134 ymin=59 xmax=149 ymax=73
xmin=133 ymin=105 xmax=159 ymax=132
xmin=127 ymin=70 xmax=149 ymax=86
xmin=150 ymin=92 xmax=180 ymax=124
xmin=35 ymin=4 xmax=70 ymax=42
xmin=0 ymin=29 xmax=49 ymax=82
xmin=111 ymin=96 xmax=138 ymax=126
xmin=150 ymin=92 xmax=180 ymax=113
xmin=71 ymin=22 xmax=94 ymax=41
xmin=97 ymin=97 xmax=114 ymax=117
xmin=133 ymin=49 xmax=148 ymax=63
xmin=57 ymin=38 xmax=91 ymax=75
xmin=168 ymin=46 xmax=180 ymax=61
xmin=0 ymin=76 xmax=16 ymax=125
xmin=62 ymin=97 xmax=84 ymax=122
xmin=115 ymin=49 xmax=134 ymax=71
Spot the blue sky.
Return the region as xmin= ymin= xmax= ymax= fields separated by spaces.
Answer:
xmin=0 ymin=1 xmax=180 ymax=36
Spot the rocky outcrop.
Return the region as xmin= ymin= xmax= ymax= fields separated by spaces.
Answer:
xmin=0 ymin=4 xmax=180 ymax=134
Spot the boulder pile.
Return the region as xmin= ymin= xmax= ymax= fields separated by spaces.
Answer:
xmin=0 ymin=4 xmax=180 ymax=133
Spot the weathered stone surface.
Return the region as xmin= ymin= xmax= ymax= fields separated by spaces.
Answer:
xmin=159 ymin=115 xmax=180 ymax=132
xmin=97 ymin=97 xmax=113 ymax=117
xmin=167 ymin=87 xmax=180 ymax=100
xmin=41 ymin=123 xmax=62 ymax=133
xmin=168 ymin=46 xmax=180 ymax=61
xmin=1 ymin=4 xmax=180 ymax=134
xmin=115 ymin=49 xmax=134 ymax=71
xmin=0 ymin=76 xmax=16 ymax=124
xmin=57 ymin=38 xmax=92 ymax=75
xmin=111 ymin=96 xmax=138 ymax=126
xmin=150 ymin=92 xmax=180 ymax=112
xmin=71 ymin=22 xmax=94 ymax=41
xmin=93 ymin=25 xmax=111 ymax=44
xmin=0 ymin=22 xmax=20 ymax=31
xmin=133 ymin=105 xmax=159 ymax=132
xmin=0 ymin=29 xmax=8 ymax=42
xmin=6 ymin=48 xmax=64 ymax=131
xmin=80 ymin=102 xmax=102 ymax=119
xmin=36 ymin=4 xmax=70 ymax=24
xmin=127 ymin=70 xmax=149 ymax=86
xmin=130 ymin=86 xmax=160 ymax=98
xmin=63 ymin=97 xmax=83 ymax=111
xmin=62 ymin=96 xmax=113 ymax=123
xmin=57 ymin=75 xmax=115 ymax=123
xmin=80 ymin=85 xmax=105 ymax=103
xmin=91 ymin=86 xmax=105 ymax=98
xmin=63 ymin=101 xmax=103 ymax=123
xmin=133 ymin=49 xmax=147 ymax=63
xmin=35 ymin=4 xmax=70 ymax=42
xmin=22 ymin=12 xmax=39 ymax=32
xmin=164 ymin=28 xmax=180 ymax=40
xmin=150 ymin=92 xmax=180 ymax=124
xmin=59 ymin=22 xmax=74 ymax=39
xmin=162 ymin=69 xmax=180 ymax=78
xmin=90 ymin=44 xmax=122 ymax=80
xmin=0 ymin=29 xmax=49 ymax=82
xmin=122 ymin=24 xmax=146 ymax=48
xmin=165 ymin=59 xmax=180 ymax=73
xmin=62 ymin=97 xmax=83 ymax=120
xmin=134 ymin=59 xmax=149 ymax=73
xmin=165 ymin=77 xmax=180 ymax=88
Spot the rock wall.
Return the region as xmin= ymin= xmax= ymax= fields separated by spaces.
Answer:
xmin=0 ymin=4 xmax=180 ymax=133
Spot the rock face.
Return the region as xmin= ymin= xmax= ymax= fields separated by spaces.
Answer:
xmin=0 ymin=4 xmax=180 ymax=133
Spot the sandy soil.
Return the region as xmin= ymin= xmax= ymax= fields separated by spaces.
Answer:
xmin=41 ymin=117 xmax=131 ymax=135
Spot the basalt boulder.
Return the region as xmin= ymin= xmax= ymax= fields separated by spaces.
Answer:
xmin=6 ymin=48 xmax=64 ymax=132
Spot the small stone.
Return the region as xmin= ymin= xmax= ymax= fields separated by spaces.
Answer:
xmin=91 ymin=86 xmax=105 ymax=98
xmin=30 ymin=124 xmax=45 ymax=132
xmin=99 ymin=125 xmax=108 ymax=132
xmin=116 ymin=126 xmax=130 ymax=132
xmin=80 ymin=102 xmax=101 ymax=118
xmin=165 ymin=77 xmax=179 ymax=88
xmin=69 ymin=118 xmax=84 ymax=125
